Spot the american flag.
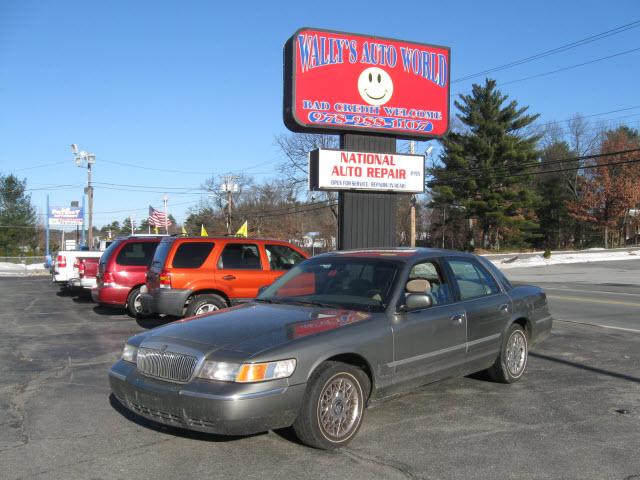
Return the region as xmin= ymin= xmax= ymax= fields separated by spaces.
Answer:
xmin=148 ymin=205 xmax=171 ymax=227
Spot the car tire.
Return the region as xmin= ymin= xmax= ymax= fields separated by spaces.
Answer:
xmin=126 ymin=287 xmax=149 ymax=318
xmin=488 ymin=323 xmax=528 ymax=383
xmin=293 ymin=361 xmax=370 ymax=450
xmin=185 ymin=294 xmax=227 ymax=317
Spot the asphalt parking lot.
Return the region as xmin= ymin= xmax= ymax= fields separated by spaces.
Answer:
xmin=1 ymin=264 xmax=639 ymax=480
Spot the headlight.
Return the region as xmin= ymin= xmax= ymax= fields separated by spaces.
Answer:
xmin=122 ymin=343 xmax=138 ymax=363
xmin=197 ymin=359 xmax=296 ymax=383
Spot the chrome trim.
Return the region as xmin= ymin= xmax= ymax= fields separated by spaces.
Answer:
xmin=136 ymin=340 xmax=205 ymax=384
xmin=466 ymin=333 xmax=500 ymax=347
xmin=387 ymin=333 xmax=501 ymax=368
xmin=179 ymin=386 xmax=288 ymax=401
xmin=387 ymin=343 xmax=466 ymax=367
xmin=536 ymin=315 xmax=552 ymax=324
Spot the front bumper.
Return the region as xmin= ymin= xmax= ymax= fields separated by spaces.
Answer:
xmin=141 ymin=288 xmax=191 ymax=316
xmin=109 ymin=359 xmax=306 ymax=436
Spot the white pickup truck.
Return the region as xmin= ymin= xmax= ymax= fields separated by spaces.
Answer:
xmin=52 ymin=250 xmax=103 ymax=286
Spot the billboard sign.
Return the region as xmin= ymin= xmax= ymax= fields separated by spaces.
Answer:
xmin=48 ymin=206 xmax=84 ymax=226
xmin=309 ymin=149 xmax=424 ymax=193
xmin=284 ymin=28 xmax=450 ymax=140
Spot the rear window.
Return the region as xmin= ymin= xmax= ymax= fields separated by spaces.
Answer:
xmin=150 ymin=239 xmax=174 ymax=271
xmin=99 ymin=239 xmax=122 ymax=267
xmin=172 ymin=242 xmax=215 ymax=269
xmin=116 ymin=241 xmax=159 ymax=267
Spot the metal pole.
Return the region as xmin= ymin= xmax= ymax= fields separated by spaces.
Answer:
xmin=87 ymin=163 xmax=93 ymax=250
xmin=409 ymin=140 xmax=416 ymax=247
xmin=81 ymin=195 xmax=86 ymax=246
xmin=45 ymin=194 xmax=50 ymax=260
xmin=163 ymin=195 xmax=169 ymax=234
xmin=441 ymin=206 xmax=446 ymax=249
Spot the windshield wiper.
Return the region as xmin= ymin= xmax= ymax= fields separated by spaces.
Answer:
xmin=277 ymin=298 xmax=337 ymax=309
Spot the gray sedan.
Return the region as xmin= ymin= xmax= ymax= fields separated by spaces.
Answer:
xmin=109 ymin=248 xmax=552 ymax=449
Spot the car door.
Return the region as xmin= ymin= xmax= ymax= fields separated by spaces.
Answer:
xmin=390 ymin=259 xmax=467 ymax=386
xmin=215 ymin=242 xmax=273 ymax=302
xmin=443 ymin=257 xmax=511 ymax=370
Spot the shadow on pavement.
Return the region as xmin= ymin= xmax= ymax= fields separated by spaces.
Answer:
xmin=530 ymin=352 xmax=640 ymax=384
xmin=136 ymin=316 xmax=175 ymax=329
xmin=109 ymin=394 xmax=262 ymax=443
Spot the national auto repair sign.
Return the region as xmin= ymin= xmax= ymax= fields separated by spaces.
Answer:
xmin=309 ymin=149 xmax=425 ymax=193
xmin=284 ymin=28 xmax=450 ymax=139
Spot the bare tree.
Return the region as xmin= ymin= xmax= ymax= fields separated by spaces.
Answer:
xmin=275 ymin=132 xmax=340 ymax=218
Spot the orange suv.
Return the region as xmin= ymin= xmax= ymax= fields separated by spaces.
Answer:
xmin=140 ymin=236 xmax=308 ymax=317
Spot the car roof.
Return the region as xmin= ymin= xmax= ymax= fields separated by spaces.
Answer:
xmin=314 ymin=247 xmax=476 ymax=262
xmin=161 ymin=236 xmax=296 ymax=243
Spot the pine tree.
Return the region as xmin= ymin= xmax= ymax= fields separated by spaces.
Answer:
xmin=429 ymin=79 xmax=541 ymax=250
xmin=0 ymin=174 xmax=37 ymax=256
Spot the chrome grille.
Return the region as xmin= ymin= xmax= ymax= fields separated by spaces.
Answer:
xmin=136 ymin=347 xmax=198 ymax=383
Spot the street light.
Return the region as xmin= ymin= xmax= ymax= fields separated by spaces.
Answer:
xmin=71 ymin=144 xmax=96 ymax=249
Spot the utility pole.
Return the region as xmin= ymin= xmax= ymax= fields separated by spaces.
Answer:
xmin=162 ymin=194 xmax=169 ymax=234
xmin=71 ymin=144 xmax=95 ymax=250
xmin=221 ymin=176 xmax=238 ymax=235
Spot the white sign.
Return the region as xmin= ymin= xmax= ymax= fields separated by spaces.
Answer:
xmin=309 ymin=149 xmax=424 ymax=193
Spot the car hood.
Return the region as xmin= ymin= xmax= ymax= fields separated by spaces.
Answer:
xmin=142 ymin=302 xmax=372 ymax=356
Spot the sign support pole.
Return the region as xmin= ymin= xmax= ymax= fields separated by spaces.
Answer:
xmin=338 ymin=134 xmax=397 ymax=250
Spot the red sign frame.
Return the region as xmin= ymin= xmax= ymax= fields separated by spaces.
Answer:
xmin=284 ymin=27 xmax=450 ymax=140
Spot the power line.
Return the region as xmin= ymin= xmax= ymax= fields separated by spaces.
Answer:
xmin=429 ymin=147 xmax=640 ymax=186
xmin=499 ymin=46 xmax=640 ymax=86
xmin=453 ymin=19 xmax=640 ymax=83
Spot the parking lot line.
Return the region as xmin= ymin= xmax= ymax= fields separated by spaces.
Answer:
xmin=555 ymin=318 xmax=640 ymax=334
xmin=547 ymin=294 xmax=640 ymax=308
xmin=545 ymin=287 xmax=640 ymax=298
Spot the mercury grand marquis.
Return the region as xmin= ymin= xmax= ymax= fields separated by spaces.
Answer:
xmin=109 ymin=248 xmax=552 ymax=449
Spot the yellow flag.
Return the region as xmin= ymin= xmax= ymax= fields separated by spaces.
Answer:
xmin=181 ymin=225 xmax=187 ymax=236
xmin=154 ymin=225 xmax=159 ymax=234
xmin=200 ymin=224 xmax=208 ymax=237
xmin=236 ymin=221 xmax=248 ymax=237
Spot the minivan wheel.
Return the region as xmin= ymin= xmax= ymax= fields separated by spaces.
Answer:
xmin=488 ymin=323 xmax=528 ymax=383
xmin=293 ymin=361 xmax=370 ymax=450
xmin=185 ymin=294 xmax=227 ymax=317
xmin=126 ymin=287 xmax=149 ymax=318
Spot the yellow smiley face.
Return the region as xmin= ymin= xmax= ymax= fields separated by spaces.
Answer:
xmin=357 ymin=67 xmax=394 ymax=106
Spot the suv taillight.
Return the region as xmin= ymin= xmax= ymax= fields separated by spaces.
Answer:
xmin=102 ymin=271 xmax=116 ymax=286
xmin=57 ymin=255 xmax=66 ymax=268
xmin=78 ymin=260 xmax=86 ymax=277
xmin=159 ymin=270 xmax=172 ymax=289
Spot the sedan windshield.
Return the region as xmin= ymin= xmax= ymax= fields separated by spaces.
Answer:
xmin=257 ymin=257 xmax=401 ymax=311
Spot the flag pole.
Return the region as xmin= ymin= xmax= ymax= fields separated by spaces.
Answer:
xmin=162 ymin=194 xmax=169 ymax=235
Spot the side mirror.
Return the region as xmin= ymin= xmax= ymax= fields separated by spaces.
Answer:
xmin=403 ymin=293 xmax=432 ymax=311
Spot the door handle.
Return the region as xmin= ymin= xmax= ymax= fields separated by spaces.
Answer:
xmin=450 ymin=313 xmax=465 ymax=325
xmin=499 ymin=303 xmax=509 ymax=312
xmin=222 ymin=275 xmax=236 ymax=280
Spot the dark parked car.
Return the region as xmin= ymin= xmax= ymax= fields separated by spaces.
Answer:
xmin=109 ymin=248 xmax=552 ymax=449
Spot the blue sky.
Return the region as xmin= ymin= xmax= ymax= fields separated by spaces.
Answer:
xmin=1 ymin=0 xmax=640 ymax=228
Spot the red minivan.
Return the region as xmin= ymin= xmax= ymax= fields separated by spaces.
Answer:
xmin=91 ymin=236 xmax=163 ymax=317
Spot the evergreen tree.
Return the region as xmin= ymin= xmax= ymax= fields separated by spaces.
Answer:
xmin=429 ymin=79 xmax=541 ymax=250
xmin=0 ymin=174 xmax=37 ymax=256
xmin=535 ymin=141 xmax=578 ymax=249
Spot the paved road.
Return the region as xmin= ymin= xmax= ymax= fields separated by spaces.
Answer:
xmin=507 ymin=260 xmax=640 ymax=332
xmin=1 ymin=274 xmax=639 ymax=480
